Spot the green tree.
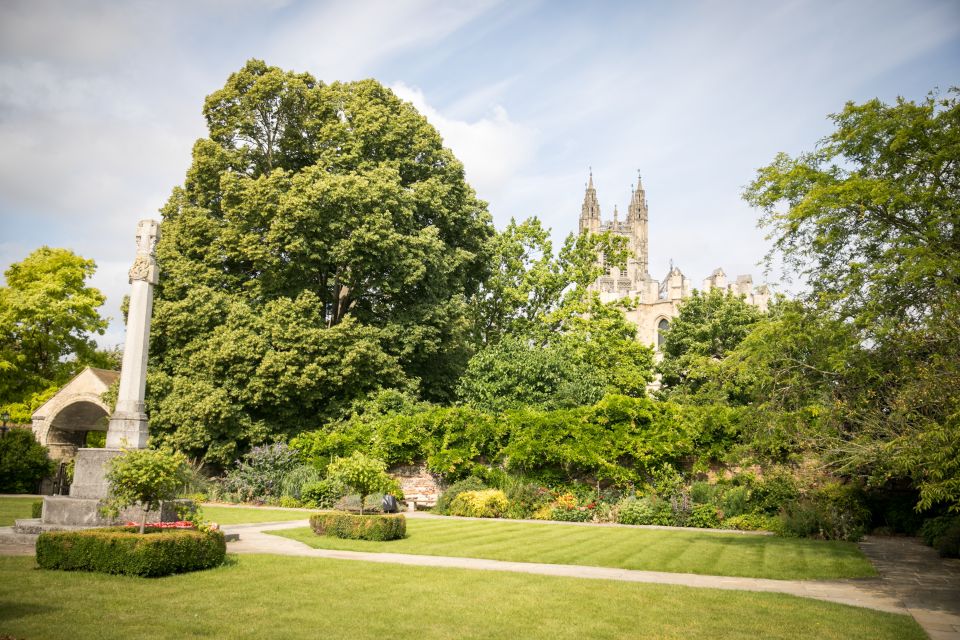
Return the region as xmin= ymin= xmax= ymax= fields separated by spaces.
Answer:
xmin=744 ymin=89 xmax=960 ymax=511
xmin=149 ymin=60 xmax=494 ymax=463
xmin=0 ymin=429 xmax=54 ymax=493
xmin=0 ymin=247 xmax=108 ymax=420
xmin=656 ymin=288 xmax=763 ymax=401
xmin=104 ymin=448 xmax=191 ymax=533
xmin=326 ymin=451 xmax=391 ymax=515
xmin=470 ymin=217 xmax=629 ymax=346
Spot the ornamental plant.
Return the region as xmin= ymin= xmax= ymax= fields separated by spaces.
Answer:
xmin=104 ymin=448 xmax=191 ymax=533
xmin=326 ymin=451 xmax=391 ymax=515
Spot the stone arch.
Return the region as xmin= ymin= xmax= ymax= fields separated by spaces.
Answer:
xmin=36 ymin=394 xmax=111 ymax=462
xmin=31 ymin=368 xmax=119 ymax=463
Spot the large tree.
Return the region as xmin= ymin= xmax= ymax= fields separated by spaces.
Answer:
xmin=0 ymin=247 xmax=108 ymax=421
xmin=149 ymin=60 xmax=494 ymax=464
xmin=744 ymin=89 xmax=960 ymax=511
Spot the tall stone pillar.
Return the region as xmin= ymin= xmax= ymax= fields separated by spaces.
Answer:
xmin=105 ymin=219 xmax=160 ymax=449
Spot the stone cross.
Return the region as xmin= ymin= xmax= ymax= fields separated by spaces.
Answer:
xmin=105 ymin=219 xmax=160 ymax=449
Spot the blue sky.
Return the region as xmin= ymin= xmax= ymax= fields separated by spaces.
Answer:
xmin=1 ymin=0 xmax=958 ymax=347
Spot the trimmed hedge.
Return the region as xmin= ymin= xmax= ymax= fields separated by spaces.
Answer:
xmin=36 ymin=527 xmax=226 ymax=577
xmin=310 ymin=511 xmax=406 ymax=541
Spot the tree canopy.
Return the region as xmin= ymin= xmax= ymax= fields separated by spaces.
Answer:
xmin=0 ymin=247 xmax=109 ymax=421
xmin=149 ymin=60 xmax=494 ymax=464
xmin=655 ymin=288 xmax=764 ymax=403
xmin=744 ymin=88 xmax=960 ymax=511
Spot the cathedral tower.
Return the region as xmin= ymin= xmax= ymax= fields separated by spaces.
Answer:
xmin=579 ymin=169 xmax=601 ymax=235
xmin=627 ymin=171 xmax=649 ymax=278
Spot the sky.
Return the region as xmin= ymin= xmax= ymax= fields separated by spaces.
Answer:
xmin=1 ymin=0 xmax=958 ymax=348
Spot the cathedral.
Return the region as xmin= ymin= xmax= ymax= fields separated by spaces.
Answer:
xmin=579 ymin=171 xmax=769 ymax=349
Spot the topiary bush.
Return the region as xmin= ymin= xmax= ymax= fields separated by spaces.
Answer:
xmin=447 ymin=489 xmax=508 ymax=518
xmin=310 ymin=511 xmax=405 ymax=541
xmin=35 ymin=527 xmax=226 ymax=576
xmin=31 ymin=500 xmax=43 ymax=518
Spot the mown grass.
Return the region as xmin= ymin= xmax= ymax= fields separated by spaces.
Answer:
xmin=0 ymin=554 xmax=922 ymax=640
xmin=271 ymin=517 xmax=876 ymax=580
xmin=0 ymin=496 xmax=39 ymax=526
xmin=199 ymin=504 xmax=310 ymax=525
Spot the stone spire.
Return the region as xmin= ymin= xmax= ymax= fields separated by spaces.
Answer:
xmin=627 ymin=170 xmax=649 ymax=277
xmin=579 ymin=168 xmax=601 ymax=234
xmin=105 ymin=219 xmax=161 ymax=449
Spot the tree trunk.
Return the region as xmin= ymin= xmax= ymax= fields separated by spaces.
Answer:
xmin=140 ymin=509 xmax=147 ymax=535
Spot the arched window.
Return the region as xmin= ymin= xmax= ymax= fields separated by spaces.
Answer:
xmin=657 ymin=318 xmax=670 ymax=349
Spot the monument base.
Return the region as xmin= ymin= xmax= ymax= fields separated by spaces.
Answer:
xmin=12 ymin=447 xmax=193 ymax=534
xmin=70 ymin=448 xmax=123 ymax=499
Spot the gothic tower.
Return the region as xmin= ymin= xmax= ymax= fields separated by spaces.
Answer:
xmin=627 ymin=170 xmax=649 ymax=278
xmin=579 ymin=169 xmax=601 ymax=235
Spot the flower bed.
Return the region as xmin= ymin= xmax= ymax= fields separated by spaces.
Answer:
xmin=36 ymin=527 xmax=226 ymax=577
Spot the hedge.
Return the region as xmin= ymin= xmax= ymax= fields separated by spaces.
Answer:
xmin=310 ymin=511 xmax=406 ymax=541
xmin=35 ymin=527 xmax=226 ymax=577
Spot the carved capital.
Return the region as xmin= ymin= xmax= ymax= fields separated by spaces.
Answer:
xmin=128 ymin=255 xmax=159 ymax=284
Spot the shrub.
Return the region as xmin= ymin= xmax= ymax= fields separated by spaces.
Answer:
xmin=221 ymin=443 xmax=299 ymax=502
xmin=921 ymin=515 xmax=960 ymax=558
xmin=35 ymin=527 xmax=226 ymax=576
xmin=690 ymin=481 xmax=720 ymax=505
xmin=310 ymin=512 xmax=405 ymax=541
xmin=301 ymin=478 xmax=346 ymax=509
xmin=31 ymin=500 xmax=43 ymax=518
xmin=933 ymin=518 xmax=960 ymax=558
xmin=920 ymin=515 xmax=955 ymax=546
xmin=448 ymin=489 xmax=508 ymax=518
xmin=0 ymin=429 xmax=54 ymax=493
xmin=720 ymin=485 xmax=751 ymax=517
xmin=617 ymin=496 xmax=672 ymax=526
xmin=723 ymin=513 xmax=782 ymax=533
xmin=434 ymin=476 xmax=486 ymax=514
xmin=549 ymin=506 xmax=592 ymax=522
xmin=751 ymin=472 xmax=800 ymax=514
xmin=502 ymin=477 xmax=550 ymax=519
xmin=278 ymin=496 xmax=303 ymax=508
xmin=688 ymin=503 xmax=721 ymax=528
xmin=279 ymin=464 xmax=324 ymax=501
xmin=780 ymin=482 xmax=870 ymax=541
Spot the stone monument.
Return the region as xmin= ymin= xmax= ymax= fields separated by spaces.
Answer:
xmin=20 ymin=219 xmax=181 ymax=530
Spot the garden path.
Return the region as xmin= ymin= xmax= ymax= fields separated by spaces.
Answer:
xmin=222 ymin=516 xmax=960 ymax=640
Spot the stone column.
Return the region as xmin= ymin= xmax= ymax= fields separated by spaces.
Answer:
xmin=105 ymin=219 xmax=160 ymax=449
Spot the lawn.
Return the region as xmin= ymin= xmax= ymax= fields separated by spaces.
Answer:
xmin=0 ymin=554 xmax=922 ymax=640
xmin=200 ymin=504 xmax=310 ymax=525
xmin=271 ymin=517 xmax=876 ymax=580
xmin=0 ymin=496 xmax=39 ymax=526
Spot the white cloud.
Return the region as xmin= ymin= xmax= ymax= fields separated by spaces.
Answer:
xmin=391 ymin=82 xmax=538 ymax=209
xmin=265 ymin=0 xmax=503 ymax=80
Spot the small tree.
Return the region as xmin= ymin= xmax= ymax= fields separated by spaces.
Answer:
xmin=327 ymin=451 xmax=390 ymax=515
xmin=104 ymin=449 xmax=190 ymax=533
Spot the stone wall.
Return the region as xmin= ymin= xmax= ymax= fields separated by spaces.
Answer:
xmin=390 ymin=463 xmax=443 ymax=507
